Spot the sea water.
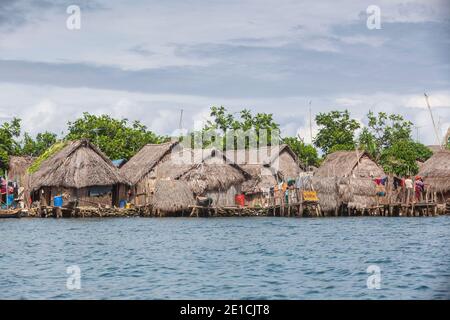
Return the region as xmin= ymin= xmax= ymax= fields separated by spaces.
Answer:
xmin=0 ymin=216 xmax=449 ymax=299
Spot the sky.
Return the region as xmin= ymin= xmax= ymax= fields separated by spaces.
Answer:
xmin=0 ymin=0 xmax=449 ymax=145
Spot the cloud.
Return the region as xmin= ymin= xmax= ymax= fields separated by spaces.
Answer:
xmin=0 ymin=1 xmax=449 ymax=148
xmin=1 ymin=0 xmax=449 ymax=70
xmin=1 ymin=83 xmax=448 ymax=146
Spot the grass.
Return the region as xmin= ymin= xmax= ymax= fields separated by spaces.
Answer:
xmin=27 ymin=141 xmax=68 ymax=174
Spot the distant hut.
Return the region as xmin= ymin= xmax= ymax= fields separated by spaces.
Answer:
xmin=29 ymin=139 xmax=127 ymax=207
xmin=152 ymin=180 xmax=195 ymax=216
xmin=226 ymin=144 xmax=304 ymax=207
xmin=313 ymin=150 xmax=385 ymax=215
xmin=8 ymin=156 xmax=34 ymax=186
xmin=7 ymin=156 xmax=34 ymax=208
xmin=120 ymin=141 xmax=181 ymax=206
xmin=157 ymin=148 xmax=251 ymax=207
xmin=418 ymin=149 xmax=450 ymax=203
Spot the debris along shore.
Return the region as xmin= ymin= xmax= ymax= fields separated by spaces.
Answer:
xmin=3 ymin=138 xmax=449 ymax=219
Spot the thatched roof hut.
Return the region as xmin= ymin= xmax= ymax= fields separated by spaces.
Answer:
xmin=120 ymin=141 xmax=180 ymax=186
xmin=418 ymin=149 xmax=450 ymax=194
xmin=157 ymin=148 xmax=251 ymax=195
xmin=313 ymin=150 xmax=385 ymax=213
xmin=8 ymin=156 xmax=34 ymax=185
xmin=226 ymin=144 xmax=303 ymax=194
xmin=29 ymin=139 xmax=126 ymax=191
xmin=153 ymin=179 xmax=195 ymax=213
xmin=181 ymin=149 xmax=251 ymax=195
xmin=315 ymin=150 xmax=383 ymax=178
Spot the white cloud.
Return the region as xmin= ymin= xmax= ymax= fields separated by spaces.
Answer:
xmin=2 ymin=82 xmax=447 ymax=146
xmin=1 ymin=0 xmax=448 ymax=70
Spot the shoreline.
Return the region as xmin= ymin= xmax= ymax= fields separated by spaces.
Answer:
xmin=2 ymin=204 xmax=448 ymax=219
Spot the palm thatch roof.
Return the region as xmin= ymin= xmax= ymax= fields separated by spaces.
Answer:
xmin=427 ymin=145 xmax=444 ymax=154
xmin=225 ymin=144 xmax=304 ymax=169
xmin=314 ymin=150 xmax=384 ymax=178
xmin=8 ymin=156 xmax=34 ymax=184
xmin=182 ymin=149 xmax=251 ymax=194
xmin=312 ymin=176 xmax=340 ymax=212
xmin=29 ymin=139 xmax=126 ymax=191
xmin=418 ymin=149 xmax=450 ymax=192
xmin=120 ymin=141 xmax=179 ymax=185
xmin=240 ymin=164 xmax=280 ymax=194
xmin=313 ymin=151 xmax=384 ymax=212
xmin=225 ymin=144 xmax=302 ymax=194
xmin=156 ymin=148 xmax=251 ymax=194
xmin=153 ymin=179 xmax=195 ymax=213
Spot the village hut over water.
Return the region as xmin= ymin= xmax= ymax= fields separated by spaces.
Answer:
xmin=158 ymin=148 xmax=251 ymax=207
xmin=226 ymin=144 xmax=304 ymax=207
xmin=7 ymin=156 xmax=34 ymax=208
xmin=418 ymin=149 xmax=450 ymax=203
xmin=152 ymin=179 xmax=195 ymax=216
xmin=119 ymin=141 xmax=181 ymax=206
xmin=121 ymin=141 xmax=252 ymax=208
xmin=313 ymin=150 xmax=385 ymax=215
xmin=8 ymin=156 xmax=34 ymax=185
xmin=29 ymin=139 xmax=128 ymax=207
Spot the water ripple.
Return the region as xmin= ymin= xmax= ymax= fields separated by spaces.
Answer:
xmin=0 ymin=216 xmax=449 ymax=299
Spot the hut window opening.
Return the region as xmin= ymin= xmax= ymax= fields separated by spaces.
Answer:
xmin=88 ymin=186 xmax=112 ymax=197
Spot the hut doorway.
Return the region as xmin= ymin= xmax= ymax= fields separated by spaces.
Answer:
xmin=112 ymin=185 xmax=119 ymax=207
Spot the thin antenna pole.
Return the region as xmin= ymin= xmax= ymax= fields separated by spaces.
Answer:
xmin=309 ymin=101 xmax=313 ymax=144
xmin=179 ymin=109 xmax=184 ymax=131
xmin=414 ymin=125 xmax=422 ymax=142
xmin=424 ymin=93 xmax=442 ymax=147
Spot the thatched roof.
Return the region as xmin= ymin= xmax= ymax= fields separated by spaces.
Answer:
xmin=427 ymin=145 xmax=444 ymax=154
xmin=225 ymin=144 xmax=302 ymax=194
xmin=418 ymin=149 xmax=450 ymax=192
xmin=312 ymin=176 xmax=340 ymax=212
xmin=120 ymin=141 xmax=179 ymax=185
xmin=313 ymin=151 xmax=384 ymax=212
xmin=153 ymin=179 xmax=194 ymax=213
xmin=312 ymin=176 xmax=379 ymax=212
xmin=225 ymin=144 xmax=303 ymax=169
xmin=156 ymin=148 xmax=251 ymax=194
xmin=182 ymin=150 xmax=250 ymax=194
xmin=30 ymin=139 xmax=126 ymax=191
xmin=240 ymin=164 xmax=279 ymax=194
xmin=8 ymin=156 xmax=34 ymax=183
xmin=314 ymin=150 xmax=384 ymax=178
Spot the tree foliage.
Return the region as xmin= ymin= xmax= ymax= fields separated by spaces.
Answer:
xmin=66 ymin=113 xmax=168 ymax=160
xmin=283 ymin=136 xmax=320 ymax=167
xmin=191 ymin=106 xmax=281 ymax=149
xmin=358 ymin=111 xmax=412 ymax=159
xmin=380 ymin=140 xmax=432 ymax=176
xmin=0 ymin=118 xmax=22 ymax=175
xmin=314 ymin=110 xmax=360 ymax=155
xmin=21 ymin=132 xmax=57 ymax=157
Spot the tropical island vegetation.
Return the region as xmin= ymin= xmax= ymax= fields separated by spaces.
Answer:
xmin=1 ymin=106 xmax=448 ymax=177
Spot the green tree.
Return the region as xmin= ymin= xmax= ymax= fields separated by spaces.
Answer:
xmin=0 ymin=118 xmax=21 ymax=175
xmin=65 ymin=113 xmax=168 ymax=160
xmin=380 ymin=140 xmax=432 ymax=176
xmin=314 ymin=110 xmax=360 ymax=155
xmin=197 ymin=106 xmax=281 ymax=149
xmin=358 ymin=111 xmax=413 ymax=159
xmin=21 ymin=131 xmax=57 ymax=157
xmin=283 ymin=136 xmax=320 ymax=167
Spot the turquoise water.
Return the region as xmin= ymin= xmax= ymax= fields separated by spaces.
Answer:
xmin=0 ymin=217 xmax=449 ymax=299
